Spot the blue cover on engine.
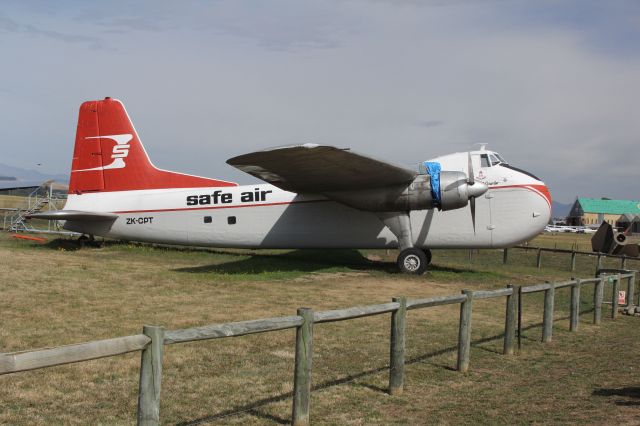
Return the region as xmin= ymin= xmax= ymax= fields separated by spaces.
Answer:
xmin=424 ymin=162 xmax=442 ymax=206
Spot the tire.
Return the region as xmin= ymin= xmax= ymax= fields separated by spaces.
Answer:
xmin=616 ymin=234 xmax=626 ymax=243
xmin=77 ymin=235 xmax=89 ymax=248
xmin=423 ymin=248 xmax=432 ymax=265
xmin=397 ymin=248 xmax=428 ymax=274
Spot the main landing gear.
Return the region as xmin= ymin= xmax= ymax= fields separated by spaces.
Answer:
xmin=377 ymin=212 xmax=432 ymax=275
xmin=397 ymin=248 xmax=428 ymax=274
xmin=77 ymin=234 xmax=101 ymax=248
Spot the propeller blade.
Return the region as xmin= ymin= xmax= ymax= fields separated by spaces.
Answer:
xmin=467 ymin=151 xmax=482 ymax=234
xmin=470 ymin=196 xmax=476 ymax=234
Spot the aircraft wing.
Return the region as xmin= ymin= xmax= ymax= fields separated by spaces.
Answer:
xmin=227 ymin=144 xmax=417 ymax=193
xmin=27 ymin=210 xmax=118 ymax=221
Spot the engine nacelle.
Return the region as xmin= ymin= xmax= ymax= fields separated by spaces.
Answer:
xmin=439 ymin=171 xmax=471 ymax=211
xmin=327 ymin=175 xmax=435 ymax=211
xmin=325 ymin=171 xmax=488 ymax=212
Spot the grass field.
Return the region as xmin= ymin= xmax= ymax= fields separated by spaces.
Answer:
xmin=1 ymin=231 xmax=639 ymax=425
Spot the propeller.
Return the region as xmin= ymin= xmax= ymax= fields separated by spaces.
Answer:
xmin=425 ymin=154 xmax=487 ymax=235
xmin=467 ymin=152 xmax=479 ymax=234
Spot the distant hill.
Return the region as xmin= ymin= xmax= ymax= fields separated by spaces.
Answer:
xmin=552 ymin=201 xmax=572 ymax=218
xmin=0 ymin=163 xmax=68 ymax=184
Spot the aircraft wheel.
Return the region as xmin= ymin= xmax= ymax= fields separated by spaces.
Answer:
xmin=423 ymin=248 xmax=432 ymax=265
xmin=397 ymin=248 xmax=428 ymax=275
xmin=77 ymin=234 xmax=89 ymax=248
xmin=616 ymin=234 xmax=626 ymax=243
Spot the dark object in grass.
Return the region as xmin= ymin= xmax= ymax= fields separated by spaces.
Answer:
xmin=591 ymin=222 xmax=639 ymax=257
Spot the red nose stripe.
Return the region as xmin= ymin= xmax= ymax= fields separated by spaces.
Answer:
xmin=489 ymin=184 xmax=552 ymax=209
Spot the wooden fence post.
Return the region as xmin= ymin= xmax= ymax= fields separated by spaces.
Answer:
xmin=542 ymin=283 xmax=555 ymax=343
xmin=596 ymin=254 xmax=602 ymax=272
xmin=503 ymin=248 xmax=508 ymax=265
xmin=503 ymin=285 xmax=518 ymax=355
xmin=457 ymin=290 xmax=474 ymax=372
xmin=137 ymin=325 xmax=165 ymax=426
xmin=570 ymin=251 xmax=576 ymax=271
xmin=570 ymin=279 xmax=581 ymax=332
xmin=292 ymin=308 xmax=314 ymax=426
xmin=594 ymin=277 xmax=604 ymax=325
xmin=626 ymin=273 xmax=635 ymax=308
xmin=389 ymin=297 xmax=406 ymax=395
xmin=612 ymin=276 xmax=619 ymax=319
xmin=536 ymin=249 xmax=542 ymax=269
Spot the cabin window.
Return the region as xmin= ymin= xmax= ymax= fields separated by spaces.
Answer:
xmin=204 ymin=216 xmax=212 ymax=223
xmin=227 ymin=216 xmax=236 ymax=225
xmin=480 ymin=154 xmax=490 ymax=168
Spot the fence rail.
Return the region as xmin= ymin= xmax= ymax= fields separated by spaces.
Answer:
xmin=1 ymin=271 xmax=636 ymax=425
xmin=503 ymin=245 xmax=640 ymax=272
xmin=164 ymin=316 xmax=303 ymax=344
xmin=0 ymin=335 xmax=150 ymax=375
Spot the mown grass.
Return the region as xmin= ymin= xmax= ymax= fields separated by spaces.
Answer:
xmin=1 ymin=231 xmax=639 ymax=425
xmin=0 ymin=195 xmax=29 ymax=209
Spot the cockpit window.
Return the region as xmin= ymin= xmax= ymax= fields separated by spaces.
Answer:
xmin=489 ymin=154 xmax=501 ymax=166
xmin=480 ymin=154 xmax=490 ymax=168
xmin=494 ymin=153 xmax=508 ymax=164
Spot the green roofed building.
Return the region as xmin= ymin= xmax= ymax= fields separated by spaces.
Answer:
xmin=567 ymin=198 xmax=640 ymax=232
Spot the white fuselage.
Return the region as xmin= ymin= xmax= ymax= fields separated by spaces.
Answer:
xmin=62 ymin=154 xmax=551 ymax=249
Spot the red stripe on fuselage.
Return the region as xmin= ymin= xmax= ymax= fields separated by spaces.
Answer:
xmin=113 ymin=198 xmax=329 ymax=214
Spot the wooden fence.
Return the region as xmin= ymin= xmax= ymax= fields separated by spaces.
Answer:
xmin=503 ymin=246 xmax=640 ymax=273
xmin=0 ymin=271 xmax=636 ymax=425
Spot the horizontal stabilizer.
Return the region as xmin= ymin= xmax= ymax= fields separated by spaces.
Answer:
xmin=27 ymin=210 xmax=118 ymax=221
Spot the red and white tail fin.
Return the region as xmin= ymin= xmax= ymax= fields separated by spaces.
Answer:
xmin=69 ymin=97 xmax=237 ymax=193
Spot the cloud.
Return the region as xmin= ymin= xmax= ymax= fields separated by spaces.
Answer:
xmin=1 ymin=1 xmax=639 ymax=203
xmin=72 ymin=10 xmax=168 ymax=33
xmin=0 ymin=12 xmax=107 ymax=50
xmin=0 ymin=14 xmax=20 ymax=32
xmin=191 ymin=2 xmax=356 ymax=51
xmin=416 ymin=120 xmax=444 ymax=128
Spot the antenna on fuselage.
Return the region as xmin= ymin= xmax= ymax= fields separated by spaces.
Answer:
xmin=472 ymin=143 xmax=488 ymax=151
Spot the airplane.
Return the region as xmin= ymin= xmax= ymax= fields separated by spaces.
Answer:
xmin=29 ymin=97 xmax=552 ymax=274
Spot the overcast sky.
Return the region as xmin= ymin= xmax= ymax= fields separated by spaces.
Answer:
xmin=1 ymin=0 xmax=639 ymax=203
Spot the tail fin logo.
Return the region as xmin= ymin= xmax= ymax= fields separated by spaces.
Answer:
xmin=73 ymin=134 xmax=133 ymax=172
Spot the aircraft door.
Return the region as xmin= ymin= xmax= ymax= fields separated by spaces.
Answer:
xmin=470 ymin=189 xmax=492 ymax=247
xmin=485 ymin=190 xmax=493 ymax=246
